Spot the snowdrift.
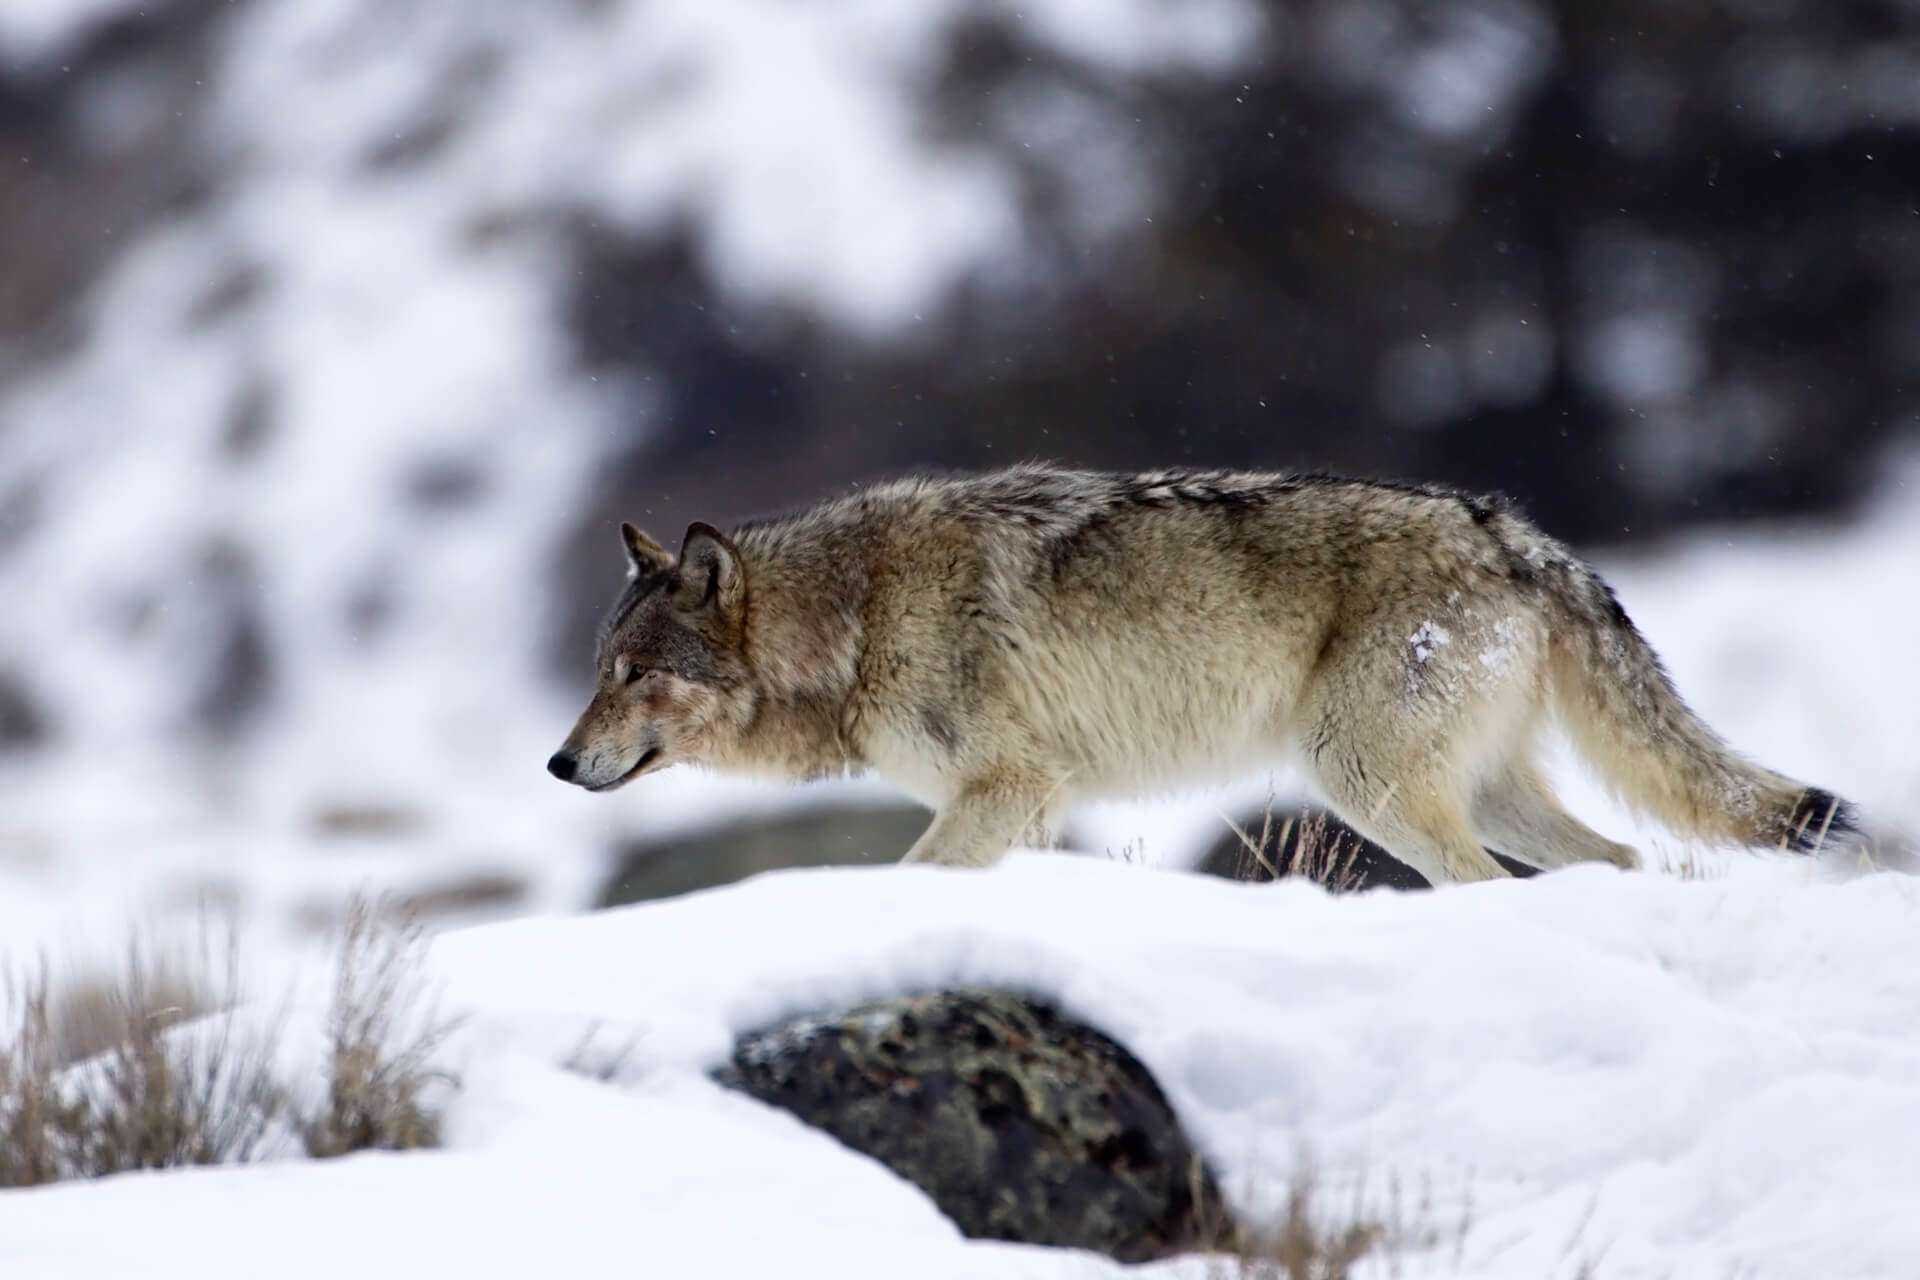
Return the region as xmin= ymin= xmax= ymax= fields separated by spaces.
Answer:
xmin=3 ymin=855 xmax=1917 ymax=1278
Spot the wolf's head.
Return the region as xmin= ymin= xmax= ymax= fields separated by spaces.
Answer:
xmin=547 ymin=521 xmax=752 ymax=792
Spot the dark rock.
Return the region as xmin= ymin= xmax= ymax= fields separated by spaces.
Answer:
xmin=308 ymin=802 xmax=426 ymax=840
xmin=393 ymin=871 xmax=528 ymax=919
xmin=0 ymin=475 xmax=43 ymax=560
xmin=218 ymin=374 xmax=277 ymax=461
xmin=715 ymin=990 xmax=1225 ymax=1262
xmin=357 ymin=48 xmax=499 ymax=175
xmin=188 ymin=537 xmax=273 ymax=739
xmin=405 ymin=457 xmax=489 ymax=512
xmin=0 ymin=668 xmax=50 ymax=751
xmin=187 ymin=260 xmax=270 ymax=331
xmin=342 ymin=570 xmax=397 ymax=643
xmin=596 ymin=802 xmax=930 ymax=906
xmin=1193 ymin=806 xmax=1538 ymax=890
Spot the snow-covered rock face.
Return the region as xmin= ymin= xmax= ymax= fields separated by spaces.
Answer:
xmin=0 ymin=0 xmax=142 ymax=64
xmin=202 ymin=0 xmax=1252 ymax=338
xmin=0 ymin=0 xmax=1258 ymax=752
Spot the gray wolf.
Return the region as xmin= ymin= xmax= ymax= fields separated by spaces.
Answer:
xmin=547 ymin=464 xmax=1857 ymax=883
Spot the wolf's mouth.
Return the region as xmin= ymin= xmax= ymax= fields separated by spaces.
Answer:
xmin=587 ymin=746 xmax=663 ymax=792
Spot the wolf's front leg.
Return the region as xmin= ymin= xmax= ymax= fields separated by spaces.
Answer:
xmin=900 ymin=771 xmax=1064 ymax=868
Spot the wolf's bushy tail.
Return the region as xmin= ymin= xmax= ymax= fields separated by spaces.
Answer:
xmin=1543 ymin=559 xmax=1858 ymax=854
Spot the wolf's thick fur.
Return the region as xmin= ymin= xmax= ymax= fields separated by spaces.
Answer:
xmin=549 ymin=465 xmax=1858 ymax=883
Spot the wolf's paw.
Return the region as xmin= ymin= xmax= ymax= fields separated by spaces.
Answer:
xmin=1605 ymin=842 xmax=1641 ymax=870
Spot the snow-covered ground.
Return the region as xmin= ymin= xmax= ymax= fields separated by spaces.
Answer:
xmin=4 ymin=855 xmax=1917 ymax=1279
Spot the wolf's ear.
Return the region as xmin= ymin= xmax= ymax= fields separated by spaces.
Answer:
xmin=675 ymin=521 xmax=743 ymax=617
xmin=621 ymin=522 xmax=673 ymax=579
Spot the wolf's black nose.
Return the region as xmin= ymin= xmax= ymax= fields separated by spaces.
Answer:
xmin=546 ymin=750 xmax=578 ymax=782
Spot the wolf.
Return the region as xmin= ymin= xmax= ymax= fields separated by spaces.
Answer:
xmin=547 ymin=464 xmax=1857 ymax=883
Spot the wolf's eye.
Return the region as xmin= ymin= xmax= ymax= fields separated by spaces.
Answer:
xmin=623 ymin=665 xmax=646 ymax=685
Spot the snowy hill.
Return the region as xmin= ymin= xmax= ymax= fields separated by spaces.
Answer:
xmin=5 ymin=856 xmax=1918 ymax=1279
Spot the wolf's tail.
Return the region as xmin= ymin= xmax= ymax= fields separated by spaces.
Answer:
xmin=1541 ymin=554 xmax=1858 ymax=854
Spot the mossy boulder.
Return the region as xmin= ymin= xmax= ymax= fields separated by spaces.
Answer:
xmin=714 ymin=989 xmax=1224 ymax=1262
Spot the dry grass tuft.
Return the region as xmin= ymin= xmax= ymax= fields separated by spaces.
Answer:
xmin=39 ymin=957 xmax=209 ymax=1070
xmin=303 ymin=897 xmax=460 ymax=1158
xmin=561 ymin=1021 xmax=645 ymax=1085
xmin=1195 ymin=1158 xmax=1470 ymax=1280
xmin=1651 ymin=844 xmax=1729 ymax=882
xmin=1221 ymin=806 xmax=1368 ymax=893
xmin=1 ymin=941 xmax=286 ymax=1186
xmin=2 ymin=899 xmax=460 ymax=1187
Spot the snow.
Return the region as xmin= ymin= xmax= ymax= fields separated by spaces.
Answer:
xmin=1409 ymin=620 xmax=1453 ymax=663
xmin=4 ymin=855 xmax=1919 ymax=1277
xmin=0 ymin=0 xmax=141 ymax=65
xmin=1477 ymin=617 xmax=1523 ymax=677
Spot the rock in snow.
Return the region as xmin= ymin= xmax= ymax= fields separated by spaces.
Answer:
xmin=716 ymin=989 xmax=1223 ymax=1262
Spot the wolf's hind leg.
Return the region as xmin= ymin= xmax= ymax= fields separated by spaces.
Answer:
xmin=1471 ymin=760 xmax=1638 ymax=871
xmin=1351 ymin=786 xmax=1511 ymax=885
xmin=900 ymin=769 xmax=1064 ymax=868
xmin=1302 ymin=742 xmax=1510 ymax=884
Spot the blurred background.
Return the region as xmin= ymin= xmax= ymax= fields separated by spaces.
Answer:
xmin=2 ymin=0 xmax=1916 ymax=964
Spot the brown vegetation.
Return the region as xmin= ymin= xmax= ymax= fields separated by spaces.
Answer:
xmin=1 ymin=898 xmax=457 ymax=1188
